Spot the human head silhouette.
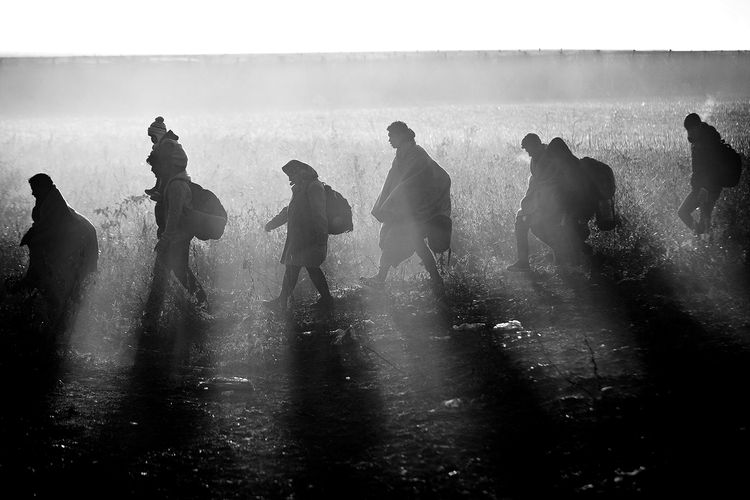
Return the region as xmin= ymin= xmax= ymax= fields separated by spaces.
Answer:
xmin=28 ymin=173 xmax=53 ymax=200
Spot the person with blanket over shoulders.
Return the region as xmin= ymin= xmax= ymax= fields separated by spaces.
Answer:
xmin=262 ymin=160 xmax=334 ymax=314
xmin=360 ymin=121 xmax=451 ymax=298
xmin=13 ymin=173 xmax=98 ymax=326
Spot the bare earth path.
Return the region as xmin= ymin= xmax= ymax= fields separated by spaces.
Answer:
xmin=2 ymin=266 xmax=749 ymax=498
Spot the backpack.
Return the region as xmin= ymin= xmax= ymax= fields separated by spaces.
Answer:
xmin=323 ymin=184 xmax=353 ymax=235
xmin=579 ymin=157 xmax=618 ymax=231
xmin=170 ymin=179 xmax=227 ymax=240
xmin=425 ymin=214 xmax=452 ymax=253
xmin=580 ymin=157 xmax=616 ymax=200
xmin=715 ymin=141 xmax=742 ymax=188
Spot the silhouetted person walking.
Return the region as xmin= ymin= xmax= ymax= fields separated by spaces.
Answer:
xmin=263 ymin=160 xmax=334 ymax=313
xmin=678 ymin=113 xmax=725 ymax=234
xmin=142 ymin=145 xmax=206 ymax=331
xmin=508 ymin=133 xmax=548 ymax=271
xmin=14 ymin=173 xmax=98 ymax=325
xmin=508 ymin=137 xmax=602 ymax=268
xmin=361 ymin=121 xmax=451 ymax=297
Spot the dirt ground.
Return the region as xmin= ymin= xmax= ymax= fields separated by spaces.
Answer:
xmin=2 ymin=262 xmax=750 ymax=499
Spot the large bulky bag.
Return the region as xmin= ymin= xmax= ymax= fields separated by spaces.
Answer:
xmin=323 ymin=184 xmax=353 ymax=235
xmin=580 ymin=157 xmax=618 ymax=231
xmin=425 ymin=214 xmax=452 ymax=253
xmin=580 ymin=157 xmax=616 ymax=200
xmin=182 ymin=181 xmax=227 ymax=240
xmin=715 ymin=141 xmax=742 ymax=188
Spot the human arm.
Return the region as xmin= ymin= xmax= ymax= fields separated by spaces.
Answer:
xmin=265 ymin=206 xmax=289 ymax=232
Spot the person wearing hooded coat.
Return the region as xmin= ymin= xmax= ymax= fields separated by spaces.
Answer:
xmin=360 ymin=121 xmax=451 ymax=296
xmin=263 ymin=160 xmax=334 ymax=313
xmin=141 ymin=146 xmax=207 ymax=330
xmin=677 ymin=113 xmax=725 ymax=235
xmin=144 ymin=116 xmax=187 ymax=203
xmin=15 ymin=173 xmax=98 ymax=324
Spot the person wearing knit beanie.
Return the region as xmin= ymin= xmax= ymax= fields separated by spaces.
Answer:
xmin=148 ymin=116 xmax=167 ymax=141
xmin=144 ymin=116 xmax=189 ymax=200
xmin=145 ymin=116 xmax=168 ymax=197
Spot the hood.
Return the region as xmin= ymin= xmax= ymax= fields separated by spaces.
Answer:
xmin=165 ymin=170 xmax=191 ymax=185
xmin=282 ymin=159 xmax=319 ymax=180
xmin=162 ymin=130 xmax=179 ymax=142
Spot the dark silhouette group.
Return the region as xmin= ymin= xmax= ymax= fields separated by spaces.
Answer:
xmin=6 ymin=112 xmax=742 ymax=333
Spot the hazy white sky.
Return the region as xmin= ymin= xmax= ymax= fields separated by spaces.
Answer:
xmin=1 ymin=0 xmax=748 ymax=55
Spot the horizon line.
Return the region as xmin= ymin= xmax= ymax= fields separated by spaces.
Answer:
xmin=2 ymin=48 xmax=749 ymax=59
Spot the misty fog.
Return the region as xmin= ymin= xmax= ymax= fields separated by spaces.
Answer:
xmin=2 ymin=51 xmax=749 ymax=117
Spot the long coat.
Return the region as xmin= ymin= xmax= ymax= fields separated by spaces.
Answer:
xmin=267 ymin=165 xmax=328 ymax=268
xmin=20 ymin=185 xmax=98 ymax=309
xmin=371 ymin=140 xmax=451 ymax=266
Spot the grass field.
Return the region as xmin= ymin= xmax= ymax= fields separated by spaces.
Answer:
xmin=0 ymin=98 xmax=748 ymax=354
xmin=2 ymin=97 xmax=750 ymax=497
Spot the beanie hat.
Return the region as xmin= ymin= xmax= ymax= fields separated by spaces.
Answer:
xmin=148 ymin=116 xmax=167 ymax=137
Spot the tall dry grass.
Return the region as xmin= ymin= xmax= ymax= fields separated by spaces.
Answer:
xmin=1 ymin=100 xmax=748 ymax=356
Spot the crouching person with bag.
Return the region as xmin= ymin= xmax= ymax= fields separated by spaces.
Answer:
xmin=263 ymin=160 xmax=334 ymax=314
xmin=142 ymin=155 xmax=207 ymax=331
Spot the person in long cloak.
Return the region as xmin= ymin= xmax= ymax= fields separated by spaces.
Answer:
xmin=16 ymin=173 xmax=98 ymax=325
xmin=361 ymin=121 xmax=451 ymax=297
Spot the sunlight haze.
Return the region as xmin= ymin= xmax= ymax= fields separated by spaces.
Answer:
xmin=1 ymin=0 xmax=749 ymax=55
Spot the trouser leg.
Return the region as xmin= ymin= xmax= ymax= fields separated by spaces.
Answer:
xmin=697 ymin=188 xmax=721 ymax=232
xmin=415 ymin=237 xmax=441 ymax=282
xmin=280 ymin=265 xmax=302 ymax=301
xmin=306 ymin=267 xmax=332 ymax=299
xmin=515 ymin=211 xmax=531 ymax=262
xmin=678 ymin=188 xmax=700 ymax=231
xmin=169 ymin=238 xmax=207 ymax=305
xmin=144 ymin=246 xmax=171 ymax=318
xmin=375 ymin=254 xmax=391 ymax=281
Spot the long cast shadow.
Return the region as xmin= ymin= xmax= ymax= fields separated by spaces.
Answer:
xmin=385 ymin=281 xmax=566 ymax=497
xmin=557 ymin=252 xmax=750 ymax=496
xmin=282 ymin=321 xmax=388 ymax=498
xmin=40 ymin=325 xmax=218 ymax=498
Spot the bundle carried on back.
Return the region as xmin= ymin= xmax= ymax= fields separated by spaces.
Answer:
xmin=714 ymin=140 xmax=743 ymax=188
xmin=323 ymin=184 xmax=353 ymax=235
xmin=183 ymin=181 xmax=228 ymax=240
xmin=580 ymin=157 xmax=618 ymax=231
